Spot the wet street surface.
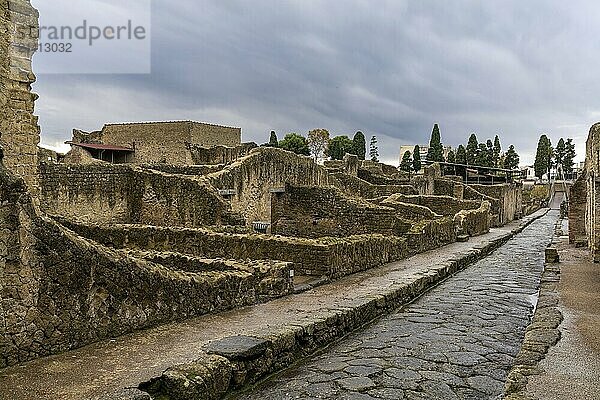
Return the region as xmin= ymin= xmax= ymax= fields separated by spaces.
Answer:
xmin=239 ymin=212 xmax=556 ymax=400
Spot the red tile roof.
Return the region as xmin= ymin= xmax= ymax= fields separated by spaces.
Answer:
xmin=65 ymin=141 xmax=134 ymax=152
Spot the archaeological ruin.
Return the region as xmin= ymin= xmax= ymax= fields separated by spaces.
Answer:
xmin=0 ymin=0 xmax=531 ymax=372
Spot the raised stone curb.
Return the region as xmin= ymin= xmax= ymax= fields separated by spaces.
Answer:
xmin=504 ymin=218 xmax=564 ymax=400
xmin=138 ymin=209 xmax=550 ymax=400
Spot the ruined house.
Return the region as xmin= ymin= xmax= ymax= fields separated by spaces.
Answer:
xmin=1 ymin=0 xmax=527 ymax=371
xmin=569 ymin=122 xmax=600 ymax=262
xmin=66 ymin=120 xmax=247 ymax=165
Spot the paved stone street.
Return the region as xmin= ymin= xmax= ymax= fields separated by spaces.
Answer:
xmin=239 ymin=212 xmax=557 ymax=400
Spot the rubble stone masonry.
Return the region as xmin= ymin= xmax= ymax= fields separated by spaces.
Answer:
xmin=0 ymin=0 xmax=39 ymax=195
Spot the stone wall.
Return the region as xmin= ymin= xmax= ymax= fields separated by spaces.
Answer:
xmin=0 ymin=164 xmax=292 ymax=368
xmin=56 ymin=219 xmax=414 ymax=279
xmin=454 ymin=201 xmax=491 ymax=237
xmin=39 ymin=163 xmax=244 ymax=227
xmin=332 ymin=173 xmax=417 ymax=199
xmin=568 ymin=174 xmax=587 ymax=244
xmin=386 ymin=193 xmax=482 ymax=217
xmin=0 ymin=0 xmax=40 ymax=194
xmin=470 ymin=183 xmax=523 ymax=226
xmin=205 ymin=147 xmax=332 ymax=225
xmin=189 ymin=143 xmax=257 ymax=165
xmin=270 ymin=184 xmax=411 ymax=238
xmin=404 ymin=217 xmax=456 ymax=254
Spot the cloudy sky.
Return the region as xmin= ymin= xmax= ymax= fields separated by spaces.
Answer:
xmin=31 ymin=0 xmax=600 ymax=165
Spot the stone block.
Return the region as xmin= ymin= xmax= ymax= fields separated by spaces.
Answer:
xmin=545 ymin=247 xmax=560 ymax=264
xmin=204 ymin=335 xmax=270 ymax=361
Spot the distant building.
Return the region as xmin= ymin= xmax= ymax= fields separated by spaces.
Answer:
xmin=65 ymin=121 xmax=242 ymax=165
xmin=398 ymin=144 xmax=453 ymax=166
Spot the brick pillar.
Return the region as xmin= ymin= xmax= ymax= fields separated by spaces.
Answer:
xmin=0 ymin=0 xmax=40 ymax=196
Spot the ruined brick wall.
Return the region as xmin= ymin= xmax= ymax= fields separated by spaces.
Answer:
xmin=39 ymin=163 xmax=132 ymax=223
xmin=387 ymin=193 xmax=481 ymax=217
xmin=332 ymin=173 xmax=417 ymax=199
xmin=190 ymin=122 xmax=241 ymax=147
xmin=205 ymin=147 xmax=332 ymax=225
xmin=1 ymin=162 xmax=291 ymax=367
xmin=569 ymin=173 xmax=587 ymax=244
xmin=270 ymin=184 xmax=411 ymax=238
xmin=39 ymin=163 xmax=244 ymax=227
xmin=434 ymin=178 xmax=464 ymax=199
xmin=0 ymin=0 xmax=40 ymax=194
xmin=189 ymin=142 xmax=257 ymax=165
xmin=470 ymin=183 xmax=522 ymax=226
xmin=405 ymin=217 xmax=456 ymax=254
xmin=454 ymin=201 xmax=491 ymax=237
xmin=96 ymin=121 xmax=241 ymax=166
xmin=58 ymin=220 xmax=411 ymax=279
xmin=100 ymin=122 xmax=194 ymax=165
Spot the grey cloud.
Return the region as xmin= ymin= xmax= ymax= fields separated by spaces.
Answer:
xmin=32 ymin=0 xmax=599 ymax=164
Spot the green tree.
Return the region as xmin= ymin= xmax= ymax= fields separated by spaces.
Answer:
xmin=446 ymin=149 xmax=456 ymax=163
xmin=534 ymin=135 xmax=552 ymax=179
xmin=466 ymin=133 xmax=479 ymax=165
xmin=352 ymin=131 xmax=366 ymax=160
xmin=455 ymin=145 xmax=467 ymax=164
xmin=369 ymin=136 xmax=379 ymax=162
xmin=486 ymin=139 xmax=494 ymax=167
xmin=269 ymin=131 xmax=278 ymax=147
xmin=412 ymin=145 xmax=422 ymax=172
xmin=279 ymin=133 xmax=310 ymax=156
xmin=426 ymin=123 xmax=445 ymax=162
xmin=476 ymin=143 xmax=490 ymax=167
xmin=554 ymin=138 xmax=566 ymax=178
xmin=400 ymin=150 xmax=413 ymax=172
xmin=307 ymin=128 xmax=330 ymax=161
xmin=327 ymin=135 xmax=354 ymax=160
xmin=493 ymin=135 xmax=502 ymax=167
xmin=503 ymin=145 xmax=520 ymax=169
xmin=564 ymin=138 xmax=576 ymax=176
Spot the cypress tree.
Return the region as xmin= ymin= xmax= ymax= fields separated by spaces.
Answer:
xmin=426 ymin=123 xmax=444 ymax=162
xmin=564 ymin=138 xmax=576 ymax=176
xmin=466 ymin=134 xmax=479 ymax=165
xmin=493 ymin=135 xmax=501 ymax=167
xmin=369 ymin=136 xmax=379 ymax=162
xmin=503 ymin=145 xmax=520 ymax=169
xmin=352 ymin=131 xmax=366 ymax=160
xmin=534 ymin=135 xmax=552 ymax=179
xmin=412 ymin=145 xmax=422 ymax=172
xmin=400 ymin=151 xmax=413 ymax=172
xmin=269 ymin=131 xmax=278 ymax=147
xmin=456 ymin=145 xmax=467 ymax=164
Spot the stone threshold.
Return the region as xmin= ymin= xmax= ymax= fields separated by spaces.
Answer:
xmin=133 ymin=209 xmax=550 ymax=400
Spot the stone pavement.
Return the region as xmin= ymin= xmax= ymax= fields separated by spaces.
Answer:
xmin=238 ymin=211 xmax=557 ymax=400
xmin=524 ymin=235 xmax=600 ymax=400
xmin=0 ymin=209 xmax=547 ymax=400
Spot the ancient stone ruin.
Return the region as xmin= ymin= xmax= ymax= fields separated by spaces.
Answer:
xmin=568 ymin=122 xmax=600 ymax=262
xmin=0 ymin=0 xmax=529 ymax=371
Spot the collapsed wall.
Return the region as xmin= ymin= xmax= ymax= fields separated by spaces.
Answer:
xmin=0 ymin=0 xmax=40 ymax=195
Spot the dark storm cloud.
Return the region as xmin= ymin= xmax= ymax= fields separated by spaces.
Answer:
xmin=33 ymin=0 xmax=600 ymax=164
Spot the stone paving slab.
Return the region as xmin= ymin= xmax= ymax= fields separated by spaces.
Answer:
xmin=0 ymin=209 xmax=548 ymax=400
xmin=239 ymin=210 xmax=556 ymax=400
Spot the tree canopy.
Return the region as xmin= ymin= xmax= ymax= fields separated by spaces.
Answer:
xmin=400 ymin=150 xmax=413 ymax=172
xmin=503 ymin=145 xmax=520 ymax=170
xmin=327 ymin=135 xmax=354 ymax=160
xmin=426 ymin=124 xmax=445 ymax=162
xmin=466 ymin=134 xmax=479 ymax=165
xmin=307 ymin=129 xmax=330 ymax=160
xmin=269 ymin=131 xmax=278 ymax=147
xmin=534 ymin=135 xmax=552 ymax=179
xmin=369 ymin=136 xmax=379 ymax=162
xmin=412 ymin=145 xmax=422 ymax=172
xmin=278 ymin=133 xmax=310 ymax=156
xmin=352 ymin=131 xmax=366 ymax=160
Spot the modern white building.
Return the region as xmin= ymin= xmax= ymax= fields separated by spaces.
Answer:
xmin=398 ymin=144 xmax=454 ymax=165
